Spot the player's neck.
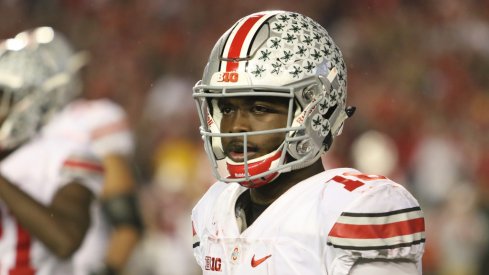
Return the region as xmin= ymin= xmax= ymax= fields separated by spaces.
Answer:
xmin=249 ymin=160 xmax=324 ymax=205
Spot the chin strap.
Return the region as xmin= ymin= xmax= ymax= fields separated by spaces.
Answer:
xmin=225 ymin=149 xmax=283 ymax=188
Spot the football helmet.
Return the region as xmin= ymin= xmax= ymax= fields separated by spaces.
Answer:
xmin=193 ymin=11 xmax=355 ymax=188
xmin=0 ymin=27 xmax=86 ymax=150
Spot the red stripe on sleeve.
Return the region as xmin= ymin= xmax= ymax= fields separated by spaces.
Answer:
xmin=63 ymin=160 xmax=104 ymax=173
xmin=225 ymin=14 xmax=264 ymax=72
xmin=329 ymin=217 xmax=425 ymax=239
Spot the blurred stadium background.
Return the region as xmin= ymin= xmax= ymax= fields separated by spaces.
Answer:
xmin=1 ymin=0 xmax=489 ymax=274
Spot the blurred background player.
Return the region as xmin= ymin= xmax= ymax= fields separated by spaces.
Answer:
xmin=47 ymin=93 xmax=142 ymax=275
xmin=0 ymin=27 xmax=103 ymax=274
xmin=191 ymin=10 xmax=425 ymax=274
xmin=33 ymin=27 xmax=143 ymax=275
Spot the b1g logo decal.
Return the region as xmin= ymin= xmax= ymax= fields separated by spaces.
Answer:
xmin=205 ymin=256 xmax=222 ymax=272
xmin=217 ymin=72 xmax=239 ymax=82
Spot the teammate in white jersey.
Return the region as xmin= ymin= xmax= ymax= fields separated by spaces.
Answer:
xmin=191 ymin=11 xmax=425 ymax=274
xmin=0 ymin=28 xmax=104 ymax=274
xmin=43 ymin=98 xmax=142 ymax=275
xmin=32 ymin=29 xmax=142 ymax=275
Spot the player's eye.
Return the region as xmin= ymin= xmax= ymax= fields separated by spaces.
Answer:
xmin=251 ymin=104 xmax=272 ymax=114
xmin=219 ymin=104 xmax=234 ymax=115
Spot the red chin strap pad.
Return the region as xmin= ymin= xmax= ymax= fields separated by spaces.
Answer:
xmin=226 ymin=150 xmax=282 ymax=188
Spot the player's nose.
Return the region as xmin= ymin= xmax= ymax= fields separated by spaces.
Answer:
xmin=229 ymin=109 xmax=251 ymax=133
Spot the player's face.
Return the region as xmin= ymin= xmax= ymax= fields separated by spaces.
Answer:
xmin=218 ymin=96 xmax=289 ymax=162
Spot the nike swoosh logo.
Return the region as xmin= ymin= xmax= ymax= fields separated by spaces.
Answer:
xmin=251 ymin=254 xmax=272 ymax=268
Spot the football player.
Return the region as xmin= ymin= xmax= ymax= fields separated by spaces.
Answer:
xmin=0 ymin=28 xmax=103 ymax=274
xmin=46 ymin=97 xmax=142 ymax=275
xmin=32 ymin=28 xmax=143 ymax=275
xmin=191 ymin=11 xmax=425 ymax=274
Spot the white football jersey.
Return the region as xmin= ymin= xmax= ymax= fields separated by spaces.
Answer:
xmin=0 ymin=125 xmax=103 ymax=275
xmin=42 ymin=98 xmax=134 ymax=275
xmin=42 ymin=98 xmax=134 ymax=157
xmin=192 ymin=168 xmax=425 ymax=275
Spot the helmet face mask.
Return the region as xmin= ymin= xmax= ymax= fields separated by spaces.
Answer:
xmin=0 ymin=27 xmax=84 ymax=151
xmin=193 ymin=11 xmax=352 ymax=188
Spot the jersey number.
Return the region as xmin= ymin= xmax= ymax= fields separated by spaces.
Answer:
xmin=332 ymin=172 xmax=386 ymax=191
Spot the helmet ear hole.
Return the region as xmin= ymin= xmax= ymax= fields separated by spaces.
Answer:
xmin=323 ymin=104 xmax=337 ymax=120
xmin=322 ymin=133 xmax=333 ymax=151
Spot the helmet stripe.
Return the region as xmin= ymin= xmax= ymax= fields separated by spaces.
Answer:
xmin=221 ymin=11 xmax=280 ymax=72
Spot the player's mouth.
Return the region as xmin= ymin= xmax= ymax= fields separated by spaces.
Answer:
xmin=225 ymin=142 xmax=259 ymax=162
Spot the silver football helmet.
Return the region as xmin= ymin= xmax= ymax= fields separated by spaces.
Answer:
xmin=0 ymin=26 xmax=87 ymax=150
xmin=193 ymin=11 xmax=355 ymax=188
